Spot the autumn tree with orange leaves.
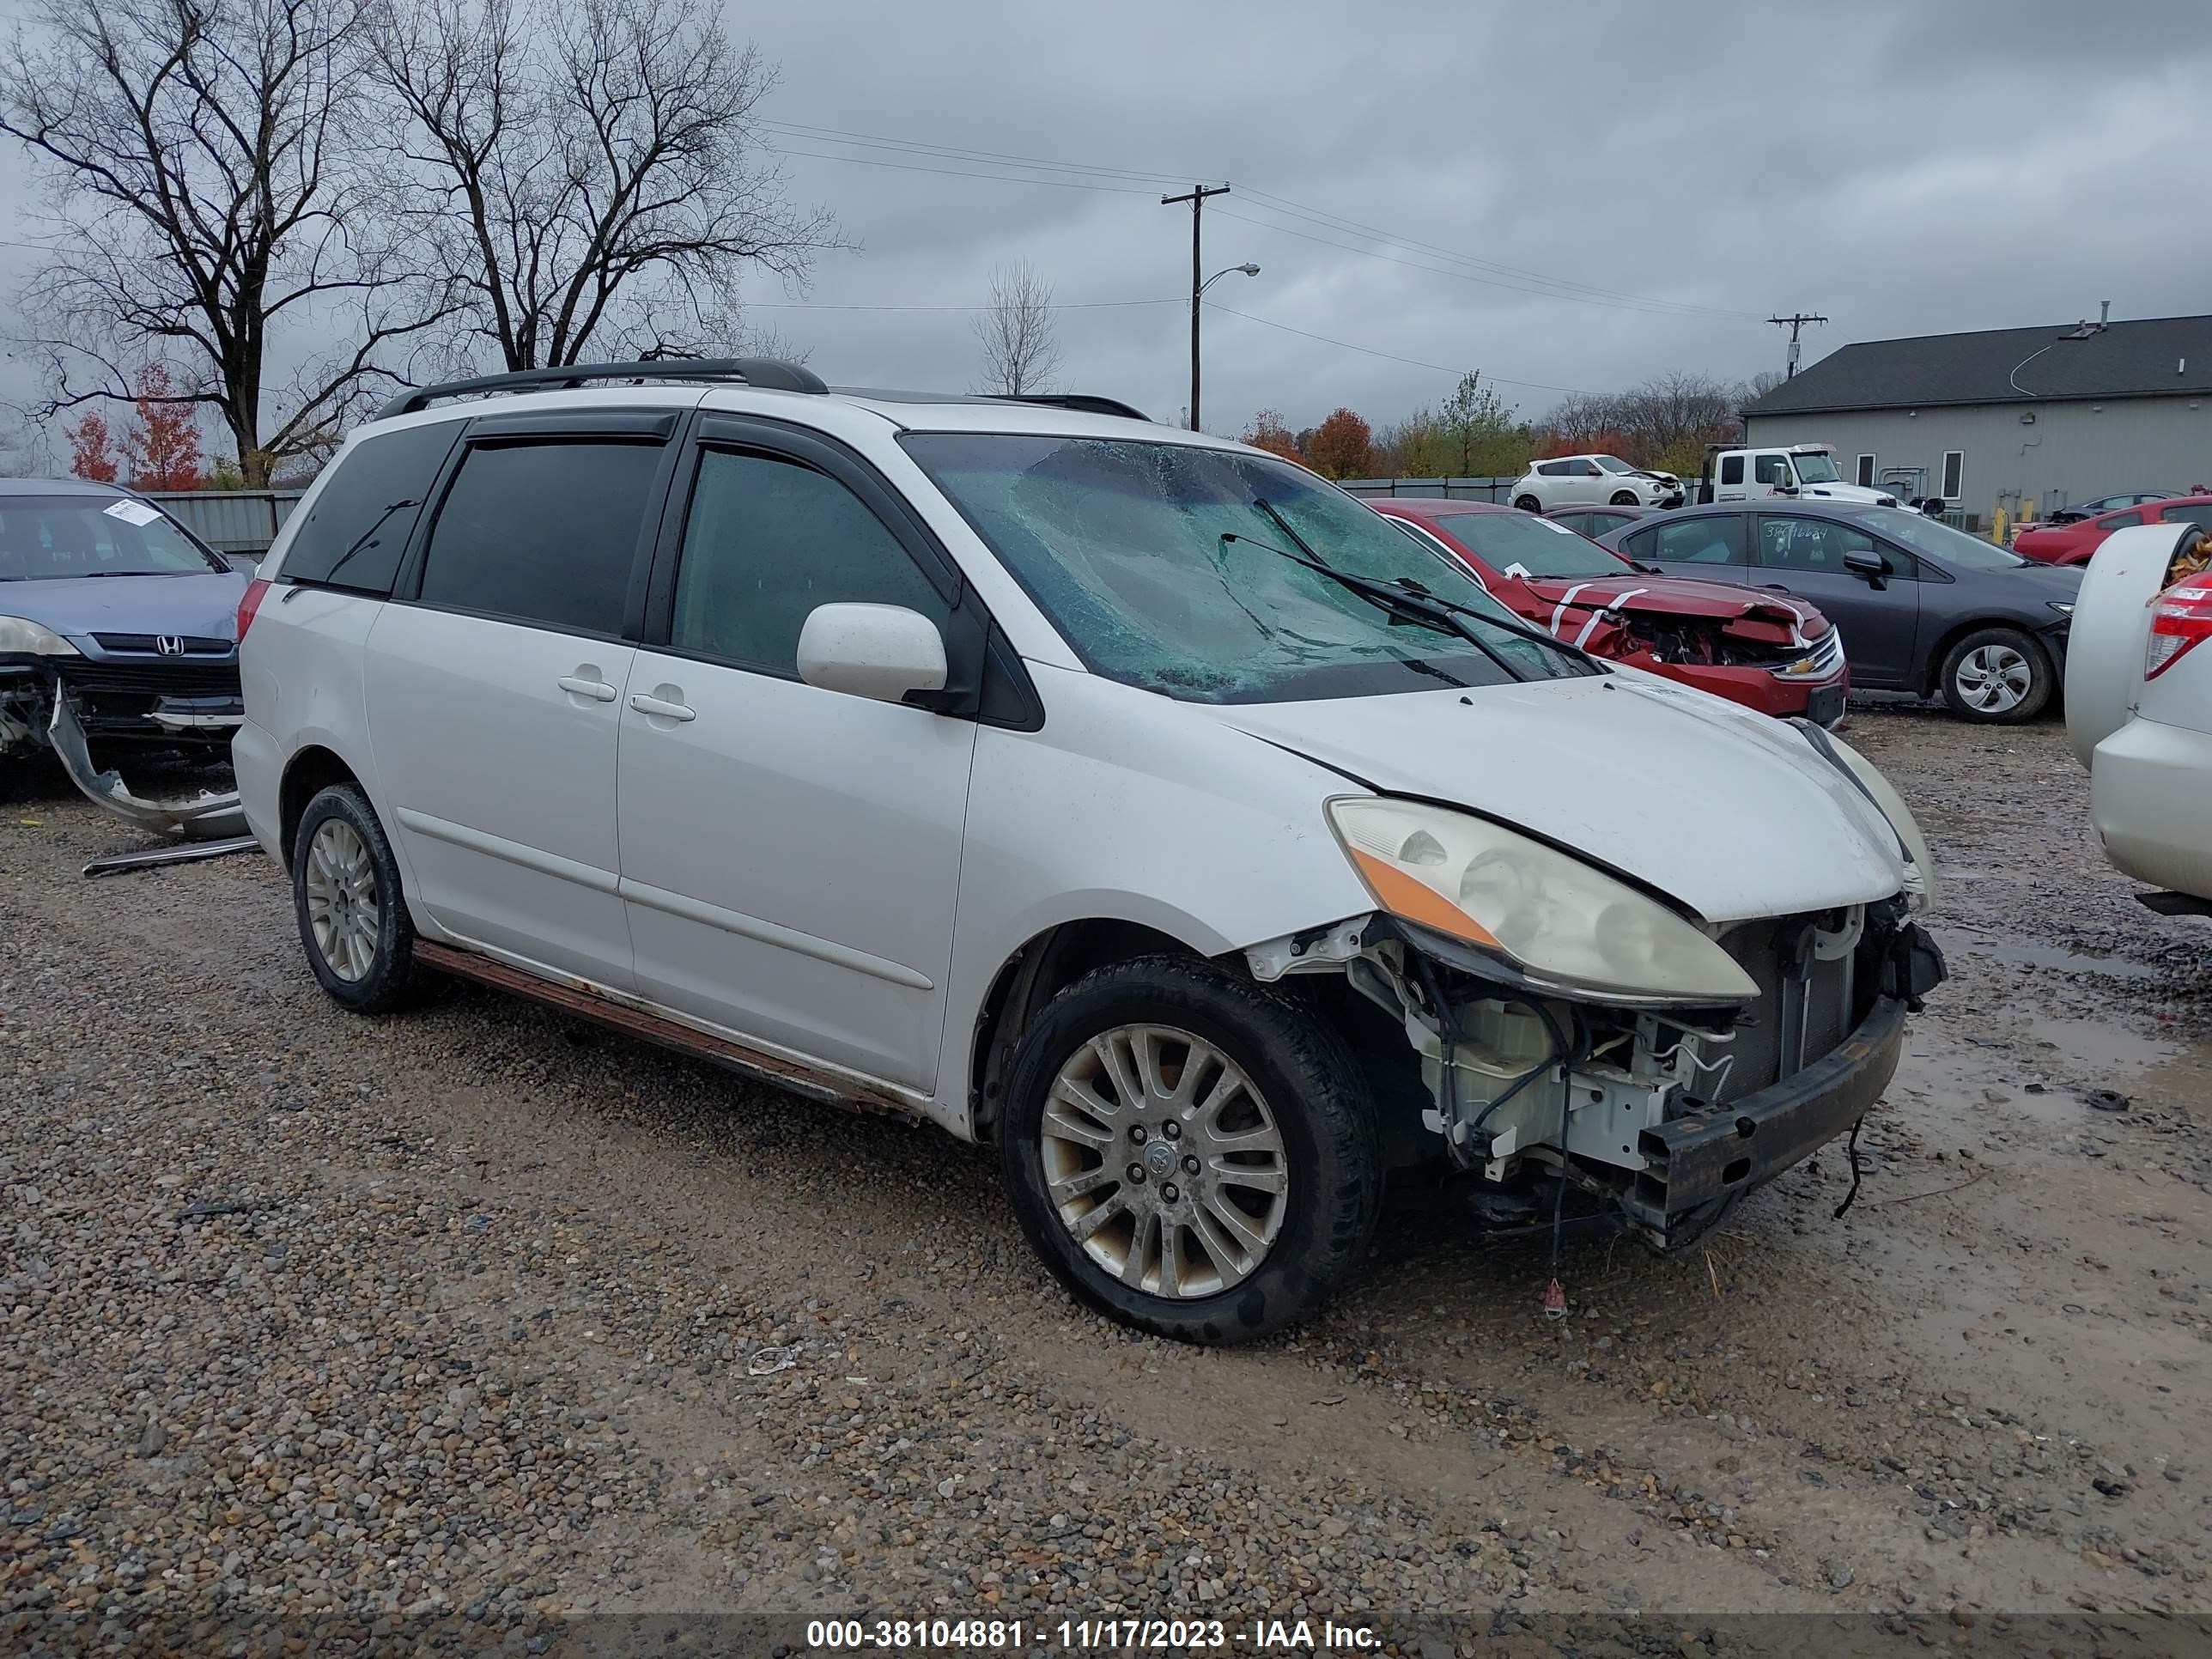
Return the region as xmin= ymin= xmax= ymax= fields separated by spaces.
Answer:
xmin=67 ymin=411 xmax=120 ymax=482
xmin=1240 ymin=408 xmax=1304 ymax=464
xmin=1304 ymin=408 xmax=1377 ymax=481
xmin=122 ymin=363 xmax=203 ymax=489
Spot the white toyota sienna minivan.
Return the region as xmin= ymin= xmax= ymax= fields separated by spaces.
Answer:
xmin=234 ymin=360 xmax=1944 ymax=1343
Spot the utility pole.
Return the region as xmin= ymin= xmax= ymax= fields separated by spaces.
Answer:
xmin=1163 ymin=184 xmax=1230 ymax=429
xmin=1767 ymin=313 xmax=1828 ymax=379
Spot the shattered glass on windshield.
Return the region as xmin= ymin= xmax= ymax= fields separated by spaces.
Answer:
xmin=903 ymin=434 xmax=1585 ymax=703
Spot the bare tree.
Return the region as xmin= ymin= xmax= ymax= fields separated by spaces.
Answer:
xmin=0 ymin=0 xmax=449 ymax=486
xmin=370 ymin=0 xmax=838 ymax=372
xmin=0 ymin=416 xmax=54 ymax=477
xmin=970 ymin=260 xmax=1062 ymax=397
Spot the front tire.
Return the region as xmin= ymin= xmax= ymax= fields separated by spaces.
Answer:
xmin=999 ymin=957 xmax=1379 ymax=1345
xmin=293 ymin=782 xmax=421 ymax=1013
xmin=1609 ymin=490 xmax=1639 ymax=507
xmin=1939 ymin=627 xmax=2053 ymax=723
xmin=1513 ymin=494 xmax=1542 ymax=513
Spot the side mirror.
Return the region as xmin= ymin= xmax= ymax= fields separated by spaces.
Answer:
xmin=1771 ymin=478 xmax=1799 ymax=495
xmin=1843 ymin=550 xmax=1888 ymax=585
xmin=795 ymin=603 xmax=948 ymax=706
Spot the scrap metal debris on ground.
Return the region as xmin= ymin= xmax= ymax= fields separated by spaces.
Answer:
xmin=81 ymin=836 xmax=261 ymax=878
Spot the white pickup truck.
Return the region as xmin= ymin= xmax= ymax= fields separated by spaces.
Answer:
xmin=1694 ymin=443 xmax=1901 ymax=508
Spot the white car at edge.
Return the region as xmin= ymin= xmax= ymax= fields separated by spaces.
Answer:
xmin=2065 ymin=521 xmax=2212 ymax=913
xmin=234 ymin=360 xmax=1943 ymax=1343
xmin=1510 ymin=454 xmax=1683 ymax=513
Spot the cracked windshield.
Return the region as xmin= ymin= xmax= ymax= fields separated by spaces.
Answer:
xmin=902 ymin=434 xmax=1588 ymax=702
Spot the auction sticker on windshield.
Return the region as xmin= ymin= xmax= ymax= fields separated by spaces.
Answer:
xmin=101 ymin=499 xmax=166 ymax=527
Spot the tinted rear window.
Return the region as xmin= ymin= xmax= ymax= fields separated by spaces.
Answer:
xmin=417 ymin=440 xmax=662 ymax=635
xmin=281 ymin=421 xmax=461 ymax=594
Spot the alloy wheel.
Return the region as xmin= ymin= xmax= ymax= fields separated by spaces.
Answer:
xmin=1038 ymin=1024 xmax=1290 ymax=1299
xmin=304 ymin=818 xmax=380 ymax=981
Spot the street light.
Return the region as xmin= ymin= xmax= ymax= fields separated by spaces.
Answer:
xmin=1186 ymin=262 xmax=1259 ymax=431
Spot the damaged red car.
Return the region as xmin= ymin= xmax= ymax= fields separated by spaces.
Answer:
xmin=1371 ymin=498 xmax=1848 ymax=726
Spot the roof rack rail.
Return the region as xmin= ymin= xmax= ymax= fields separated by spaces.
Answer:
xmin=375 ymin=357 xmax=828 ymax=420
xmin=987 ymin=392 xmax=1152 ymax=423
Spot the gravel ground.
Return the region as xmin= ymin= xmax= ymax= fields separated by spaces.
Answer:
xmin=3 ymin=702 xmax=2210 ymax=1656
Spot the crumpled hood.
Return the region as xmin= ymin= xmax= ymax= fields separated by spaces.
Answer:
xmin=1516 ymin=571 xmax=1831 ymax=641
xmin=1218 ymin=673 xmax=1904 ymax=923
xmin=6 ymin=570 xmax=247 ymax=644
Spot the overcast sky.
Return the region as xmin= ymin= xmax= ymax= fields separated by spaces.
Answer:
xmin=5 ymin=0 xmax=2210 ymax=453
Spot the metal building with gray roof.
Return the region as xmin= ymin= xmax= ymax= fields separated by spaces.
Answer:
xmin=1739 ymin=311 xmax=2212 ymax=525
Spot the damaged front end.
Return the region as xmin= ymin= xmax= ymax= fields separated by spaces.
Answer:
xmin=1252 ymin=902 xmax=1943 ymax=1249
xmin=1553 ymin=589 xmax=1848 ymax=723
xmin=1243 ymin=763 xmax=1944 ymax=1249
xmin=1 ymin=662 xmax=246 ymax=839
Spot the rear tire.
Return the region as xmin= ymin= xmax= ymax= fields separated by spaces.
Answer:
xmin=1939 ymin=627 xmax=2053 ymax=724
xmin=999 ymin=956 xmax=1379 ymax=1345
xmin=292 ymin=782 xmax=421 ymax=1013
xmin=1609 ymin=490 xmax=1639 ymax=507
xmin=1513 ymin=495 xmax=1542 ymax=513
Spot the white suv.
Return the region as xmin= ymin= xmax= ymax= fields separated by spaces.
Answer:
xmin=1510 ymin=454 xmax=1683 ymax=513
xmin=234 ymin=359 xmax=1942 ymax=1342
xmin=2065 ymin=521 xmax=2212 ymax=912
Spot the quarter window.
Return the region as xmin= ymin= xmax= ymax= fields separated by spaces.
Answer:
xmin=671 ymin=449 xmax=949 ymax=677
xmin=417 ymin=440 xmax=662 ymax=635
xmin=2101 ymin=509 xmax=2145 ymax=530
xmin=283 ymin=421 xmax=460 ymax=594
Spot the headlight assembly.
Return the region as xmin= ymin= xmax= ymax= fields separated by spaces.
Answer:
xmin=1326 ymin=796 xmax=1759 ymax=1005
xmin=0 ymin=616 xmax=81 ymax=656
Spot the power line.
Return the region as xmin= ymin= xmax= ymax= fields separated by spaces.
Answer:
xmin=1227 ymin=186 xmax=1761 ymax=321
xmin=760 ymin=119 xmax=1191 ymax=189
xmin=1209 ymin=206 xmax=1743 ymax=321
xmin=744 ymin=296 xmax=1180 ymax=313
xmin=1200 ymin=299 xmax=1588 ymax=395
xmin=760 ymin=118 xmax=1759 ymax=322
xmin=766 ymin=143 xmax=1158 ymax=196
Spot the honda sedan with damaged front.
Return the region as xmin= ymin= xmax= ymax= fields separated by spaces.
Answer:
xmin=0 ymin=477 xmax=248 ymax=835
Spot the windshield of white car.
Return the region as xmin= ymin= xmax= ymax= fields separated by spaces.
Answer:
xmin=1853 ymin=507 xmax=2027 ymax=570
xmin=902 ymin=434 xmax=1590 ymax=702
xmin=1790 ymin=453 xmax=1842 ymax=484
xmin=0 ymin=497 xmax=224 ymax=580
xmin=1592 ymin=456 xmax=1637 ymax=475
xmin=1429 ymin=510 xmax=1628 ymax=578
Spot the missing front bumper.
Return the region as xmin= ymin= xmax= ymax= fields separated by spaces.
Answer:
xmin=1623 ymin=993 xmax=1907 ymax=1243
xmin=46 ymin=690 xmax=246 ymax=840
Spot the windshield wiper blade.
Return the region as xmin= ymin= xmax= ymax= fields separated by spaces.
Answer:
xmin=1240 ymin=498 xmax=1593 ymax=668
xmin=315 ymin=497 xmax=418 ymax=586
xmin=1223 ymin=526 xmax=1547 ymax=684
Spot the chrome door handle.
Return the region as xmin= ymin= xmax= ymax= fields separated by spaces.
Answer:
xmin=629 ymin=692 xmax=696 ymax=723
xmin=557 ymin=675 xmax=618 ymax=702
